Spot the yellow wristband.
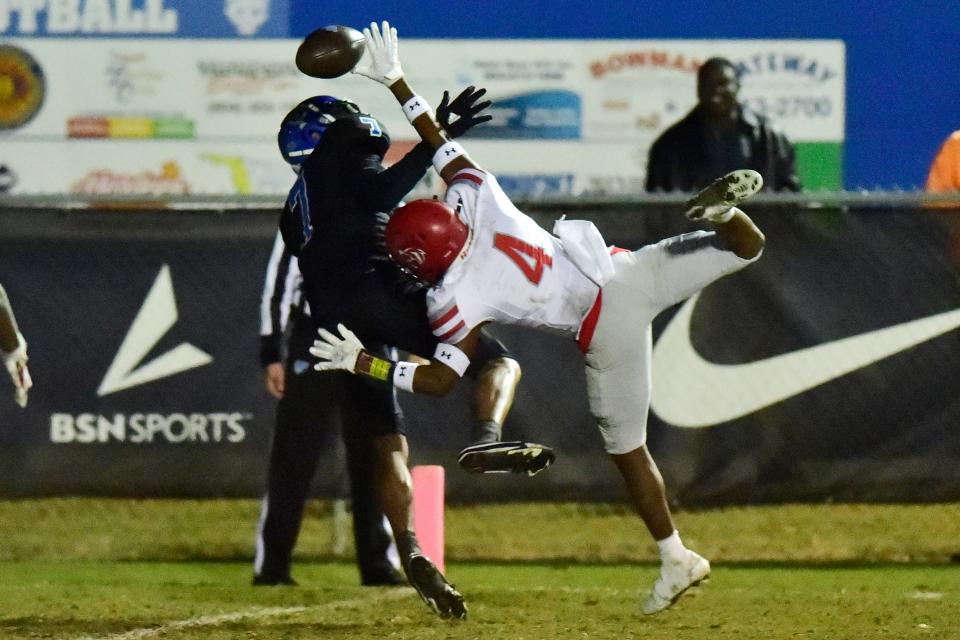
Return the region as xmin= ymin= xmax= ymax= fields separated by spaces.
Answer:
xmin=368 ymin=357 xmax=392 ymax=381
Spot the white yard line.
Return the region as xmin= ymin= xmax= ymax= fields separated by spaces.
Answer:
xmin=82 ymin=589 xmax=411 ymax=640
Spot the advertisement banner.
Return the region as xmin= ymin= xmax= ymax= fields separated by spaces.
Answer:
xmin=1 ymin=38 xmax=845 ymax=194
xmin=0 ymin=140 xmax=292 ymax=195
xmin=1 ymin=205 xmax=958 ymax=504
xmin=0 ymin=139 xmax=621 ymax=197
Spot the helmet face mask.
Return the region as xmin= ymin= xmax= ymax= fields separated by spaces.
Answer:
xmin=277 ymin=96 xmax=387 ymax=168
xmin=385 ymin=199 xmax=469 ymax=286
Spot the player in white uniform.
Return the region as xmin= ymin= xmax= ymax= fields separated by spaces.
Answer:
xmin=428 ymin=168 xmax=599 ymax=344
xmin=312 ymin=21 xmax=766 ymax=615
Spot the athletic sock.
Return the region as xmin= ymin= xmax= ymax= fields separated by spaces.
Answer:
xmin=656 ymin=530 xmax=687 ymax=562
xmin=395 ymin=530 xmax=422 ymax=566
xmin=470 ymin=419 xmax=501 ymax=445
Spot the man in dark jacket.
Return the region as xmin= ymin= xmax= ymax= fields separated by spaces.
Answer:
xmin=646 ymin=57 xmax=802 ymax=193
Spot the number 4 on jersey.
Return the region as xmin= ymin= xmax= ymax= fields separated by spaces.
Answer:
xmin=494 ymin=233 xmax=553 ymax=284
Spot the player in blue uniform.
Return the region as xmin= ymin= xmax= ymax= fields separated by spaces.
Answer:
xmin=273 ymin=89 xmax=552 ymax=618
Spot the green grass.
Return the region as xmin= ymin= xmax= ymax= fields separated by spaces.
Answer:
xmin=2 ymin=499 xmax=958 ymax=563
xmin=0 ymin=561 xmax=958 ymax=639
xmin=0 ymin=500 xmax=958 ymax=639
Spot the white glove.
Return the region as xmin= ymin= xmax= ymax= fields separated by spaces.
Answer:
xmin=310 ymin=324 xmax=365 ymax=373
xmin=352 ymin=20 xmax=403 ymax=86
xmin=3 ymin=332 xmax=32 ymax=408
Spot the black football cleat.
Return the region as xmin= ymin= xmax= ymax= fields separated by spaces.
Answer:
xmin=457 ymin=440 xmax=555 ymax=476
xmin=404 ymin=554 xmax=467 ymax=620
xmin=252 ymin=574 xmax=298 ymax=587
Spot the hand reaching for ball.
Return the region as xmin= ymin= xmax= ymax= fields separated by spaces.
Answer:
xmin=352 ymin=20 xmax=404 ymax=86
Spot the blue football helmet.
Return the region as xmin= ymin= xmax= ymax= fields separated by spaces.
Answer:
xmin=277 ymin=95 xmax=388 ymax=168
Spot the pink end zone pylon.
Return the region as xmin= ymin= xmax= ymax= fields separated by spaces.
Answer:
xmin=411 ymin=465 xmax=445 ymax=573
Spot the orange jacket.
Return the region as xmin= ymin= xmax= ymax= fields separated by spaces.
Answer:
xmin=926 ymin=131 xmax=960 ymax=192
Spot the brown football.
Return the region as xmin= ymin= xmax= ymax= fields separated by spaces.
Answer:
xmin=295 ymin=25 xmax=366 ymax=79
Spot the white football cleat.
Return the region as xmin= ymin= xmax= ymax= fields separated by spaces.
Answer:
xmin=685 ymin=169 xmax=763 ymax=223
xmin=641 ymin=550 xmax=711 ymax=615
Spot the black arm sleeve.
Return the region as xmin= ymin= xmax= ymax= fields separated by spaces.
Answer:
xmin=353 ymin=142 xmax=434 ymax=212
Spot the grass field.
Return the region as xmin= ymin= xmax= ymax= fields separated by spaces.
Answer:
xmin=1 ymin=500 xmax=958 ymax=639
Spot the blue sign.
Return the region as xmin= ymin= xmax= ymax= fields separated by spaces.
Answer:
xmin=470 ymin=90 xmax=582 ymax=140
xmin=497 ymin=174 xmax=575 ymax=198
xmin=0 ymin=0 xmax=290 ymax=38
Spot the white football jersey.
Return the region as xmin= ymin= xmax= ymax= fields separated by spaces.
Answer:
xmin=427 ymin=169 xmax=599 ymax=344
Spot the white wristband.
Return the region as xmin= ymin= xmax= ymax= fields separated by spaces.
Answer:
xmin=433 ymin=141 xmax=466 ymax=173
xmin=433 ymin=343 xmax=470 ymax=377
xmin=392 ymin=361 xmax=419 ymax=392
xmin=402 ymin=95 xmax=433 ymax=123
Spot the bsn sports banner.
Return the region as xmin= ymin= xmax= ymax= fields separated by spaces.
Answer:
xmin=1 ymin=205 xmax=958 ymax=504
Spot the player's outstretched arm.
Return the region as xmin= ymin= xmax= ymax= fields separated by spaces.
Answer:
xmin=354 ymin=20 xmax=478 ymax=183
xmin=0 ymin=284 xmax=20 ymax=353
xmin=0 ymin=283 xmax=32 ymax=408
xmin=310 ymin=323 xmax=483 ymax=397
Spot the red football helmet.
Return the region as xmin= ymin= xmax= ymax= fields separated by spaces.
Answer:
xmin=385 ymin=199 xmax=469 ymax=285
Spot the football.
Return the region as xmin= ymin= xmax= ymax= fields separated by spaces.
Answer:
xmin=295 ymin=25 xmax=366 ymax=79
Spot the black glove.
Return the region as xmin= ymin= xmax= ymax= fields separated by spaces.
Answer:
xmin=435 ymin=86 xmax=493 ymax=139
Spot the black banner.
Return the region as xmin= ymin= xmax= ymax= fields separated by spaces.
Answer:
xmin=1 ymin=206 xmax=958 ymax=505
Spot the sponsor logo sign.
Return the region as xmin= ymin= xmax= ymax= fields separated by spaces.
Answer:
xmin=70 ymin=160 xmax=190 ymax=194
xmin=589 ymin=49 xmax=702 ymax=78
xmin=470 ymin=57 xmax=574 ymax=83
xmin=105 ymin=49 xmax=163 ymax=102
xmin=496 ymin=173 xmax=575 ymax=198
xmin=49 ymin=265 xmax=251 ymax=445
xmin=197 ymin=57 xmax=298 ymax=119
xmin=98 ymin=265 xmax=212 ymax=396
xmin=0 ymin=44 xmax=45 ymax=129
xmin=67 ymin=115 xmax=194 ymax=139
xmin=733 ymin=50 xmax=842 ymax=133
xmin=471 ymin=90 xmax=582 ymax=140
xmin=50 ymin=412 xmax=249 ymax=444
xmin=592 ymin=43 xmax=844 ymax=142
xmin=224 ymin=0 xmax=270 ymax=36
xmin=652 ymin=293 xmax=960 ymax=427
xmin=198 ymin=59 xmax=298 ymax=97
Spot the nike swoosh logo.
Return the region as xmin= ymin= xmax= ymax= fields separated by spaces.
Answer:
xmin=98 ymin=265 xmax=213 ymax=397
xmin=651 ymin=293 xmax=960 ymax=427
